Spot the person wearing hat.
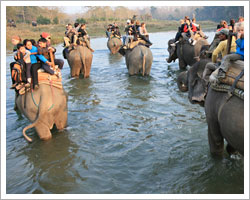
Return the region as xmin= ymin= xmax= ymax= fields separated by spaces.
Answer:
xmin=203 ymin=28 xmax=236 ymax=84
xmin=40 ymin=32 xmax=52 ymax=47
xmin=122 ymin=20 xmax=131 ymax=45
xmin=40 ymin=32 xmax=65 ymax=70
xmin=211 ymin=28 xmax=236 ymax=63
xmin=215 ymin=22 xmax=244 ymax=80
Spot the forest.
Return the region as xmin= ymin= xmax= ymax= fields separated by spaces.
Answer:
xmin=6 ymin=6 xmax=244 ymax=25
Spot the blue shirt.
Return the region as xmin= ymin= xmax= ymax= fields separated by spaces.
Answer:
xmin=28 ymin=45 xmax=48 ymax=64
xmin=235 ymin=38 xmax=244 ymax=60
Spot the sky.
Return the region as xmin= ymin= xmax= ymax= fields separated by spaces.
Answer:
xmin=61 ymin=6 xmax=139 ymax=14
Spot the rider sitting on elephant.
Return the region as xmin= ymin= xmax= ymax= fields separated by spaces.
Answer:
xmin=110 ymin=24 xmax=121 ymax=39
xmin=203 ymin=28 xmax=236 ymax=84
xmin=106 ymin=24 xmax=113 ymax=38
xmin=24 ymin=39 xmax=43 ymax=90
xmin=190 ymin=18 xmax=208 ymax=45
xmin=64 ymin=24 xmax=77 ymax=47
xmin=10 ymin=35 xmax=22 ymax=86
xmin=138 ymin=22 xmax=153 ymax=46
xmin=122 ymin=19 xmax=134 ymax=46
xmin=77 ymin=24 xmax=94 ymax=52
xmin=171 ymin=17 xmax=195 ymax=46
xmin=10 ymin=43 xmax=31 ymax=93
xmin=216 ymin=20 xmax=228 ymax=32
xmin=37 ymin=38 xmax=61 ymax=78
xmin=40 ymin=32 xmax=64 ymax=70
xmin=209 ymin=22 xmax=244 ymax=83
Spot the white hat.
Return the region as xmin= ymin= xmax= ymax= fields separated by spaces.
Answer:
xmin=127 ymin=19 xmax=131 ymax=24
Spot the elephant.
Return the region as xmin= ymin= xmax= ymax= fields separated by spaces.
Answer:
xmin=177 ymin=58 xmax=244 ymax=156
xmin=15 ymin=84 xmax=68 ymax=142
xmin=107 ymin=37 xmax=122 ymax=54
xmin=63 ymin=45 xmax=93 ymax=78
xmin=167 ymin=37 xmax=209 ymax=70
xmin=119 ymin=45 xmax=153 ymax=76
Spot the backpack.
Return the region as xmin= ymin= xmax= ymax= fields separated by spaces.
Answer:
xmin=11 ymin=63 xmax=26 ymax=84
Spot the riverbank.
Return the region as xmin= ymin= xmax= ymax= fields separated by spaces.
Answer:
xmin=6 ymin=20 xmax=217 ymax=50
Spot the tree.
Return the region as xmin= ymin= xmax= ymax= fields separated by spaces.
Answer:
xmin=53 ymin=17 xmax=59 ymax=24
xmin=76 ymin=18 xmax=86 ymax=24
xmin=37 ymin=15 xmax=51 ymax=25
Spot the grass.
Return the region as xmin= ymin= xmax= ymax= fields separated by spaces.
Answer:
xmin=6 ymin=20 xmax=217 ymax=51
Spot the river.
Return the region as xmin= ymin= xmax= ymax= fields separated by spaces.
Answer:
xmin=5 ymin=31 xmax=244 ymax=194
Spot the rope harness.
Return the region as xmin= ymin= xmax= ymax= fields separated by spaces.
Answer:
xmin=30 ymin=73 xmax=62 ymax=111
xmin=212 ymin=70 xmax=244 ymax=120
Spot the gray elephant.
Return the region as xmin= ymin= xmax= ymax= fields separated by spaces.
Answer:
xmin=177 ymin=58 xmax=244 ymax=156
xmin=63 ymin=45 xmax=93 ymax=78
xmin=167 ymin=38 xmax=209 ymax=70
xmin=107 ymin=37 xmax=122 ymax=54
xmin=119 ymin=45 xmax=153 ymax=76
xmin=16 ymin=84 xmax=68 ymax=142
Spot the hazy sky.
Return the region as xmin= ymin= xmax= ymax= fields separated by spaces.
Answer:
xmin=61 ymin=7 xmax=87 ymax=14
xmin=61 ymin=6 xmax=139 ymax=14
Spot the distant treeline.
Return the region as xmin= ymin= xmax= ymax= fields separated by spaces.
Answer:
xmin=6 ymin=6 xmax=244 ymax=25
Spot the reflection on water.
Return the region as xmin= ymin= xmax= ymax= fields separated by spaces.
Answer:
xmin=6 ymin=31 xmax=243 ymax=194
xmin=108 ymin=52 xmax=123 ymax=65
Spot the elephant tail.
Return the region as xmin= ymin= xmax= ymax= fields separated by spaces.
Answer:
xmin=22 ymin=121 xmax=39 ymax=142
xmin=22 ymin=94 xmax=47 ymax=143
xmin=142 ymin=54 xmax=146 ymax=76
xmin=113 ymin=40 xmax=117 ymax=47
xmin=79 ymin=48 xmax=87 ymax=78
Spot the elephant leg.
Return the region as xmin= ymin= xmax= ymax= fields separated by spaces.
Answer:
xmin=55 ymin=108 xmax=67 ymax=130
xmin=179 ymin=58 xmax=187 ymax=70
xmin=207 ymin=120 xmax=224 ymax=156
xmin=71 ymin=65 xmax=81 ymax=77
xmin=128 ymin=64 xmax=136 ymax=75
xmin=35 ymin=121 xmax=52 ymax=140
xmin=84 ymin=56 xmax=92 ymax=78
xmin=226 ymin=143 xmax=237 ymax=155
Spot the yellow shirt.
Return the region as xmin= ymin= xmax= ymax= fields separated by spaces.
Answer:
xmin=212 ymin=37 xmax=237 ymax=63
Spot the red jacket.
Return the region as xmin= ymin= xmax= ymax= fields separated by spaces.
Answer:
xmin=183 ymin=24 xmax=189 ymax=33
xmin=191 ymin=24 xmax=197 ymax=32
xmin=183 ymin=23 xmax=197 ymax=33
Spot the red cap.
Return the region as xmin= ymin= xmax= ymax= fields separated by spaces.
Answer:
xmin=41 ymin=32 xmax=50 ymax=39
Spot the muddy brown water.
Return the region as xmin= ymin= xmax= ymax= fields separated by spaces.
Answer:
xmin=6 ymin=31 xmax=243 ymax=194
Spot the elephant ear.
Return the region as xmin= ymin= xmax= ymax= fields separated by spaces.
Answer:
xmin=167 ymin=38 xmax=177 ymax=63
xmin=188 ymin=61 xmax=207 ymax=105
xmin=177 ymin=71 xmax=188 ymax=92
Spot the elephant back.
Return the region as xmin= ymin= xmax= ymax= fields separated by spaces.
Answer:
xmin=65 ymin=45 xmax=93 ymax=78
xmin=107 ymin=37 xmax=122 ymax=54
xmin=125 ymin=45 xmax=153 ymax=76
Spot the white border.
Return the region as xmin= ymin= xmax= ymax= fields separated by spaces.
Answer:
xmin=1 ymin=1 xmax=249 ymax=199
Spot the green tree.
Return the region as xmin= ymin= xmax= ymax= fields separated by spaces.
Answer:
xmin=53 ymin=16 xmax=59 ymax=24
xmin=37 ymin=15 xmax=51 ymax=25
xmin=76 ymin=18 xmax=86 ymax=24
